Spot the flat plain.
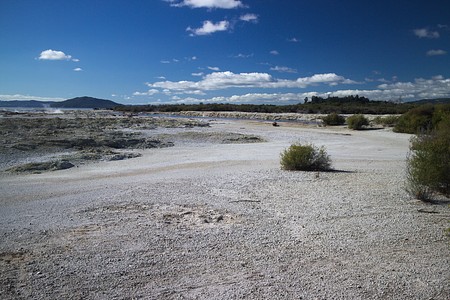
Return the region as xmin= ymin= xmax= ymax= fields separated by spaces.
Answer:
xmin=0 ymin=111 xmax=448 ymax=299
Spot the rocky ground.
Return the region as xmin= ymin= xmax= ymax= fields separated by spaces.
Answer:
xmin=0 ymin=110 xmax=262 ymax=173
xmin=0 ymin=111 xmax=449 ymax=299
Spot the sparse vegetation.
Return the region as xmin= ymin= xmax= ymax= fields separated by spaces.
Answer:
xmin=280 ymin=143 xmax=332 ymax=171
xmin=405 ymin=116 xmax=450 ymax=201
xmin=321 ymin=113 xmax=346 ymax=126
xmin=347 ymin=114 xmax=369 ymax=130
xmin=373 ymin=115 xmax=400 ymax=127
xmin=394 ymin=103 xmax=450 ymax=133
xmin=115 ymin=95 xmax=426 ymax=115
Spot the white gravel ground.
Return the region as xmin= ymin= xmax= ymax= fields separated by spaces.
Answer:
xmin=1 ymin=118 xmax=449 ymax=299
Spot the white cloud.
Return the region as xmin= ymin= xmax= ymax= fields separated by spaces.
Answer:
xmin=0 ymin=94 xmax=64 ymax=101
xmin=187 ymin=20 xmax=230 ymax=36
xmin=133 ymin=89 xmax=159 ymax=96
xmin=143 ymin=72 xmax=450 ymax=104
xmin=270 ymin=50 xmax=279 ymax=55
xmin=160 ymin=58 xmax=180 ymax=63
xmin=374 ymin=76 xmax=450 ymax=100
xmin=287 ymin=37 xmax=299 ymax=42
xmin=240 ymin=13 xmax=258 ymax=23
xmin=192 ymin=72 xmax=204 ymax=76
xmin=146 ymin=75 xmax=450 ymax=104
xmin=426 ymin=49 xmax=447 ymax=56
xmin=165 ymin=93 xmax=306 ymax=105
xmin=73 ymin=67 xmax=83 ymax=72
xmin=234 ymin=53 xmax=253 ymax=58
xmin=38 ymin=49 xmax=75 ymax=61
xmin=146 ymin=71 xmax=355 ymax=93
xmin=270 ymin=66 xmax=298 ymax=73
xmin=413 ymin=28 xmax=440 ymax=39
xmin=166 ymin=0 xmax=243 ymax=9
xmin=207 ymin=66 xmax=220 ymax=71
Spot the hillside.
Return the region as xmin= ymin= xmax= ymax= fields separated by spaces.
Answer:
xmin=412 ymin=98 xmax=450 ymax=105
xmin=50 ymin=97 xmax=122 ymax=109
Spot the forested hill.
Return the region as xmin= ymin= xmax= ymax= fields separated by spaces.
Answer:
xmin=51 ymin=97 xmax=122 ymax=109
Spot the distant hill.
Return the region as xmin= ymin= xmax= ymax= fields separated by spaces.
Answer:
xmin=0 ymin=96 xmax=122 ymax=109
xmin=412 ymin=98 xmax=450 ymax=105
xmin=0 ymin=100 xmax=54 ymax=108
xmin=50 ymin=97 xmax=122 ymax=109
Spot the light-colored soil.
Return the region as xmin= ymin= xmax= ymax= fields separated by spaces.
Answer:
xmin=0 ymin=116 xmax=449 ymax=299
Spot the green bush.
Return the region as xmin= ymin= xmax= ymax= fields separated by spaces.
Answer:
xmin=347 ymin=114 xmax=369 ymax=130
xmin=322 ymin=113 xmax=346 ymax=126
xmin=280 ymin=143 xmax=332 ymax=171
xmin=373 ymin=115 xmax=400 ymax=127
xmin=394 ymin=103 xmax=450 ymax=133
xmin=394 ymin=104 xmax=434 ymax=133
xmin=406 ymin=116 xmax=450 ymax=200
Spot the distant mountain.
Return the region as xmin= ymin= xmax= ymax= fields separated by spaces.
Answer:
xmin=50 ymin=96 xmax=122 ymax=109
xmin=412 ymin=98 xmax=450 ymax=105
xmin=0 ymin=100 xmax=54 ymax=108
xmin=0 ymin=96 xmax=122 ymax=109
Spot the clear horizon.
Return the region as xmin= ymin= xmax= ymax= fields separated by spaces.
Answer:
xmin=1 ymin=0 xmax=449 ymax=105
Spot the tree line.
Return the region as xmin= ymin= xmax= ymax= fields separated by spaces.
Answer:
xmin=115 ymin=96 xmax=422 ymax=115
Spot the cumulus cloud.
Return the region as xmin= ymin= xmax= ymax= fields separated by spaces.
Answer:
xmin=143 ymin=74 xmax=450 ymax=104
xmin=187 ymin=20 xmax=230 ymax=36
xmin=270 ymin=66 xmax=298 ymax=73
xmin=375 ymin=76 xmax=450 ymax=99
xmin=147 ymin=75 xmax=450 ymax=104
xmin=38 ymin=49 xmax=78 ymax=61
xmin=426 ymin=49 xmax=447 ymax=56
xmin=240 ymin=13 xmax=258 ymax=23
xmin=73 ymin=67 xmax=83 ymax=72
xmin=146 ymin=71 xmax=355 ymax=94
xmin=166 ymin=0 xmax=243 ymax=9
xmin=413 ymin=28 xmax=440 ymax=39
xmin=164 ymin=93 xmax=306 ymax=105
xmin=133 ymin=89 xmax=159 ymax=96
xmin=207 ymin=66 xmax=220 ymax=71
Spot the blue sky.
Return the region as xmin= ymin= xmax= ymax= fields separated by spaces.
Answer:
xmin=1 ymin=0 xmax=449 ymax=105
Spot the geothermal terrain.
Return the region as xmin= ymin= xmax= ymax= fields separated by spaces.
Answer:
xmin=0 ymin=111 xmax=448 ymax=299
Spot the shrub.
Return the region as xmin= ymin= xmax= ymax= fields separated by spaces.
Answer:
xmin=394 ymin=103 xmax=450 ymax=133
xmin=347 ymin=114 xmax=369 ymax=130
xmin=322 ymin=113 xmax=346 ymax=126
xmin=405 ymin=116 xmax=450 ymax=200
xmin=280 ymin=143 xmax=332 ymax=171
xmin=373 ymin=115 xmax=400 ymax=127
xmin=394 ymin=104 xmax=434 ymax=133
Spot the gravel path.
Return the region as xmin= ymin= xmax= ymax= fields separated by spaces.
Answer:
xmin=1 ymin=119 xmax=449 ymax=299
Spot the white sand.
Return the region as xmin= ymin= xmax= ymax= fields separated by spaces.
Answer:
xmin=0 ymin=119 xmax=448 ymax=299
